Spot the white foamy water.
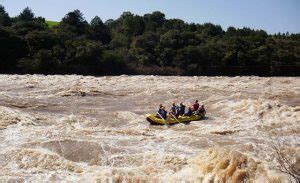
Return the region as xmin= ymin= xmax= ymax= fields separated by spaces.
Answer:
xmin=0 ymin=75 xmax=299 ymax=182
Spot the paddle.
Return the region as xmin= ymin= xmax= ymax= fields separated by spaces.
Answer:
xmin=157 ymin=112 xmax=170 ymax=126
xmin=170 ymin=113 xmax=181 ymax=124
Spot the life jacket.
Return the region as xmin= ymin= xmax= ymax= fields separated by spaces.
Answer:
xmin=171 ymin=106 xmax=177 ymax=114
xmin=198 ymin=107 xmax=206 ymax=113
xmin=192 ymin=103 xmax=199 ymax=111
xmin=185 ymin=109 xmax=193 ymax=116
xmin=179 ymin=105 xmax=185 ymax=115
xmin=158 ymin=108 xmax=167 ymax=119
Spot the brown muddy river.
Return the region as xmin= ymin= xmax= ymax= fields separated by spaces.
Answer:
xmin=0 ymin=75 xmax=299 ymax=182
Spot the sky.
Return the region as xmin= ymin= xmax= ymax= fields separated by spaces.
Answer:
xmin=0 ymin=0 xmax=299 ymax=34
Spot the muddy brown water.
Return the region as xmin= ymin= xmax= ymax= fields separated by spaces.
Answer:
xmin=0 ymin=75 xmax=299 ymax=182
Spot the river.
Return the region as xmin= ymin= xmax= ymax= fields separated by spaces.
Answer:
xmin=0 ymin=75 xmax=299 ymax=182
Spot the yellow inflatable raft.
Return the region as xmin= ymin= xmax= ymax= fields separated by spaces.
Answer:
xmin=146 ymin=113 xmax=205 ymax=125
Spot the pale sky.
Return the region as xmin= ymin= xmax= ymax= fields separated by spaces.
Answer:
xmin=0 ymin=0 xmax=299 ymax=34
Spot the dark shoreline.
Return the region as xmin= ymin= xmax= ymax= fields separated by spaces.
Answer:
xmin=1 ymin=6 xmax=299 ymax=77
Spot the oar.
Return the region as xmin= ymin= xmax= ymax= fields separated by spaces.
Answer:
xmin=170 ymin=113 xmax=181 ymax=124
xmin=157 ymin=112 xmax=170 ymax=126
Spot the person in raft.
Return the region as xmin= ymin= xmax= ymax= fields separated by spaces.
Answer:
xmin=170 ymin=102 xmax=180 ymax=117
xmin=157 ymin=104 xmax=167 ymax=119
xmin=198 ymin=105 xmax=206 ymax=115
xmin=192 ymin=100 xmax=200 ymax=111
xmin=178 ymin=103 xmax=186 ymax=116
xmin=184 ymin=106 xmax=193 ymax=116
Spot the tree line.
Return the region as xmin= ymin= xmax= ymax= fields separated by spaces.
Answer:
xmin=0 ymin=5 xmax=299 ymax=76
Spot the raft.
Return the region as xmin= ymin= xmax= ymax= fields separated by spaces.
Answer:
xmin=146 ymin=113 xmax=205 ymax=125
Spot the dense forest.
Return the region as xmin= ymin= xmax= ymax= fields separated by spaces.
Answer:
xmin=0 ymin=5 xmax=299 ymax=76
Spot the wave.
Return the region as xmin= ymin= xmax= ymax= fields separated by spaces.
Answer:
xmin=0 ymin=75 xmax=298 ymax=182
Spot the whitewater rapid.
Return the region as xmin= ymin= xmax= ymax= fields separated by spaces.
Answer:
xmin=0 ymin=75 xmax=299 ymax=182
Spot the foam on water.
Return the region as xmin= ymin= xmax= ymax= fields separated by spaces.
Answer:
xmin=0 ymin=75 xmax=299 ymax=182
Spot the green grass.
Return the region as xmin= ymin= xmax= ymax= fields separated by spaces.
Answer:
xmin=46 ymin=21 xmax=59 ymax=28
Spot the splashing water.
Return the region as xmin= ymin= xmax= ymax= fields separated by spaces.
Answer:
xmin=0 ymin=75 xmax=299 ymax=182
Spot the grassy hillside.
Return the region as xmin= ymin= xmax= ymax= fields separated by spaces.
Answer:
xmin=46 ymin=21 xmax=59 ymax=28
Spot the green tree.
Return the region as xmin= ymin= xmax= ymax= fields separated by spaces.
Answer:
xmin=120 ymin=12 xmax=145 ymax=37
xmin=88 ymin=16 xmax=111 ymax=44
xmin=0 ymin=27 xmax=28 ymax=72
xmin=18 ymin=7 xmax=34 ymax=22
xmin=18 ymin=49 xmax=59 ymax=74
xmin=0 ymin=4 xmax=299 ymax=76
xmin=59 ymin=9 xmax=88 ymax=36
xmin=163 ymin=19 xmax=187 ymax=31
xmin=13 ymin=7 xmax=47 ymax=35
xmin=25 ymin=30 xmax=58 ymax=56
xmin=64 ymin=39 xmax=103 ymax=68
xmin=0 ymin=5 xmax=11 ymax=26
xmin=144 ymin=11 xmax=165 ymax=32
xmin=202 ymin=23 xmax=224 ymax=36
